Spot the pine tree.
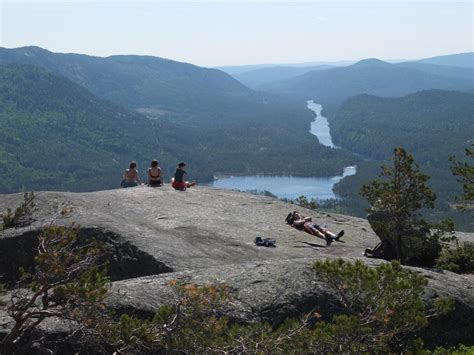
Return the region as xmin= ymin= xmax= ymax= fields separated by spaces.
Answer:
xmin=360 ymin=147 xmax=436 ymax=262
xmin=450 ymin=145 xmax=474 ymax=209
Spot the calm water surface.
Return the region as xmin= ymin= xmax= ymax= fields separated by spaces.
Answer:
xmin=307 ymin=100 xmax=338 ymax=148
xmin=211 ymin=166 xmax=356 ymax=200
xmin=209 ymin=101 xmax=356 ymax=200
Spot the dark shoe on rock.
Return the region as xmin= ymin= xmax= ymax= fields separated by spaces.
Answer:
xmin=325 ymin=235 xmax=333 ymax=246
xmin=335 ymin=230 xmax=345 ymax=241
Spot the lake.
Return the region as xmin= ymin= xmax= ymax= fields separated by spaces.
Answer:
xmin=211 ymin=166 xmax=357 ymax=200
xmin=208 ymin=101 xmax=357 ymax=200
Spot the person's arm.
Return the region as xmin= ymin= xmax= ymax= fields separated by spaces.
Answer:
xmin=293 ymin=219 xmax=305 ymax=228
xmin=158 ymin=167 xmax=163 ymax=184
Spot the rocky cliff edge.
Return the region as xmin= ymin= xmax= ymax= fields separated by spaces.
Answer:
xmin=0 ymin=186 xmax=473 ymax=345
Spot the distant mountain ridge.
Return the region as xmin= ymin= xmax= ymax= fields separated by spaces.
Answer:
xmin=0 ymin=46 xmax=257 ymax=113
xmin=261 ymin=58 xmax=474 ymax=106
xmin=417 ymin=52 xmax=474 ymax=68
xmin=217 ymin=60 xmax=356 ymax=75
xmin=230 ymin=65 xmax=335 ymax=89
xmin=217 ymin=52 xmax=472 ymax=75
xmin=396 ymin=62 xmax=473 ymax=81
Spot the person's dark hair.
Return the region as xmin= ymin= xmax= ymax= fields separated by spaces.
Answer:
xmin=285 ymin=213 xmax=295 ymax=225
xmin=178 ymin=162 xmax=186 ymax=168
xmin=129 ymin=161 xmax=137 ymax=169
xmin=151 ymin=160 xmax=158 ymax=167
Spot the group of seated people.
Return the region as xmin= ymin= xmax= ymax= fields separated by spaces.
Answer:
xmin=121 ymin=160 xmax=196 ymax=191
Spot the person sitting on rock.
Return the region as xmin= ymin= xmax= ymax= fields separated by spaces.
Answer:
xmin=286 ymin=211 xmax=344 ymax=246
xmin=171 ymin=162 xmax=196 ymax=191
xmin=148 ymin=159 xmax=163 ymax=187
xmin=122 ymin=161 xmax=142 ymax=188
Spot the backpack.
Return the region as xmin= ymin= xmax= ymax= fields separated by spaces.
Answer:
xmin=255 ymin=236 xmax=277 ymax=247
xmin=364 ymin=240 xmax=392 ymax=259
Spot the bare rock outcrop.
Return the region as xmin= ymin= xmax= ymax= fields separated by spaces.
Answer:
xmin=1 ymin=186 xmax=473 ymax=346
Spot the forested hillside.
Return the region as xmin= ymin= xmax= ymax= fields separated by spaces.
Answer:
xmin=145 ymin=93 xmax=357 ymax=181
xmin=331 ymin=90 xmax=474 ymax=163
xmin=0 ymin=64 xmax=174 ymax=193
xmin=0 ymin=46 xmax=257 ymax=112
xmin=262 ymin=59 xmax=474 ymax=106
xmin=0 ymin=63 xmax=357 ymax=192
xmin=329 ymin=90 xmax=474 ymax=230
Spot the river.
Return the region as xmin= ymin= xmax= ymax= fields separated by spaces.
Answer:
xmin=208 ymin=101 xmax=356 ymax=200
xmin=307 ymin=100 xmax=337 ymax=148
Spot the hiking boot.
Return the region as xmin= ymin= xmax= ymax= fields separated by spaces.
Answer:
xmin=335 ymin=230 xmax=345 ymax=241
xmin=325 ymin=235 xmax=333 ymax=246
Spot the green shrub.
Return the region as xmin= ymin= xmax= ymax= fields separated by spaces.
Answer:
xmin=294 ymin=195 xmax=318 ymax=210
xmin=2 ymin=253 xmax=461 ymax=353
xmin=433 ymin=344 xmax=474 ymax=354
xmin=312 ymin=259 xmax=453 ymax=353
xmin=0 ymin=225 xmax=109 ymax=350
xmin=436 ymin=241 xmax=474 ymax=274
xmin=2 ymin=192 xmax=36 ymax=229
xmin=100 ymin=260 xmax=454 ymax=353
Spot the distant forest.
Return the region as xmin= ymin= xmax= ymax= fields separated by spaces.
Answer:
xmin=0 ymin=47 xmax=472 ymax=230
xmin=0 ymin=62 xmax=355 ymax=193
xmin=328 ymin=90 xmax=474 ymax=230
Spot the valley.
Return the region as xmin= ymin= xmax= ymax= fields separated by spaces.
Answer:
xmin=0 ymin=47 xmax=472 ymax=229
xmin=1 ymin=2 xmax=473 ymax=352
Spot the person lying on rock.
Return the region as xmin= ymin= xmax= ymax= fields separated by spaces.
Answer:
xmin=171 ymin=162 xmax=196 ymax=191
xmin=286 ymin=211 xmax=344 ymax=246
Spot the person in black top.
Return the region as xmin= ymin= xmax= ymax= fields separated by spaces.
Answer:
xmin=172 ymin=162 xmax=196 ymax=190
xmin=148 ymin=159 xmax=163 ymax=187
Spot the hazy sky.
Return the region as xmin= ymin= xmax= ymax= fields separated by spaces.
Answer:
xmin=1 ymin=1 xmax=472 ymax=67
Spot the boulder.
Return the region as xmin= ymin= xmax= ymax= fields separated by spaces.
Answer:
xmin=1 ymin=186 xmax=473 ymax=347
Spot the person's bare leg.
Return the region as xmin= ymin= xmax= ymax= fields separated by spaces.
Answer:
xmin=303 ymin=223 xmax=326 ymax=241
xmin=316 ymin=226 xmax=344 ymax=241
xmin=318 ymin=227 xmax=336 ymax=238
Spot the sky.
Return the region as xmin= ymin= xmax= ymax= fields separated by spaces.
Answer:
xmin=0 ymin=0 xmax=472 ymax=67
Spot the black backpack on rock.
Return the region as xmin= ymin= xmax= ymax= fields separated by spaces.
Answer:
xmin=364 ymin=240 xmax=394 ymax=259
xmin=255 ymin=236 xmax=276 ymax=247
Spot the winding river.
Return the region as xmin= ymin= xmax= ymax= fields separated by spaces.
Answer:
xmin=209 ymin=101 xmax=356 ymax=200
xmin=307 ymin=100 xmax=337 ymax=148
